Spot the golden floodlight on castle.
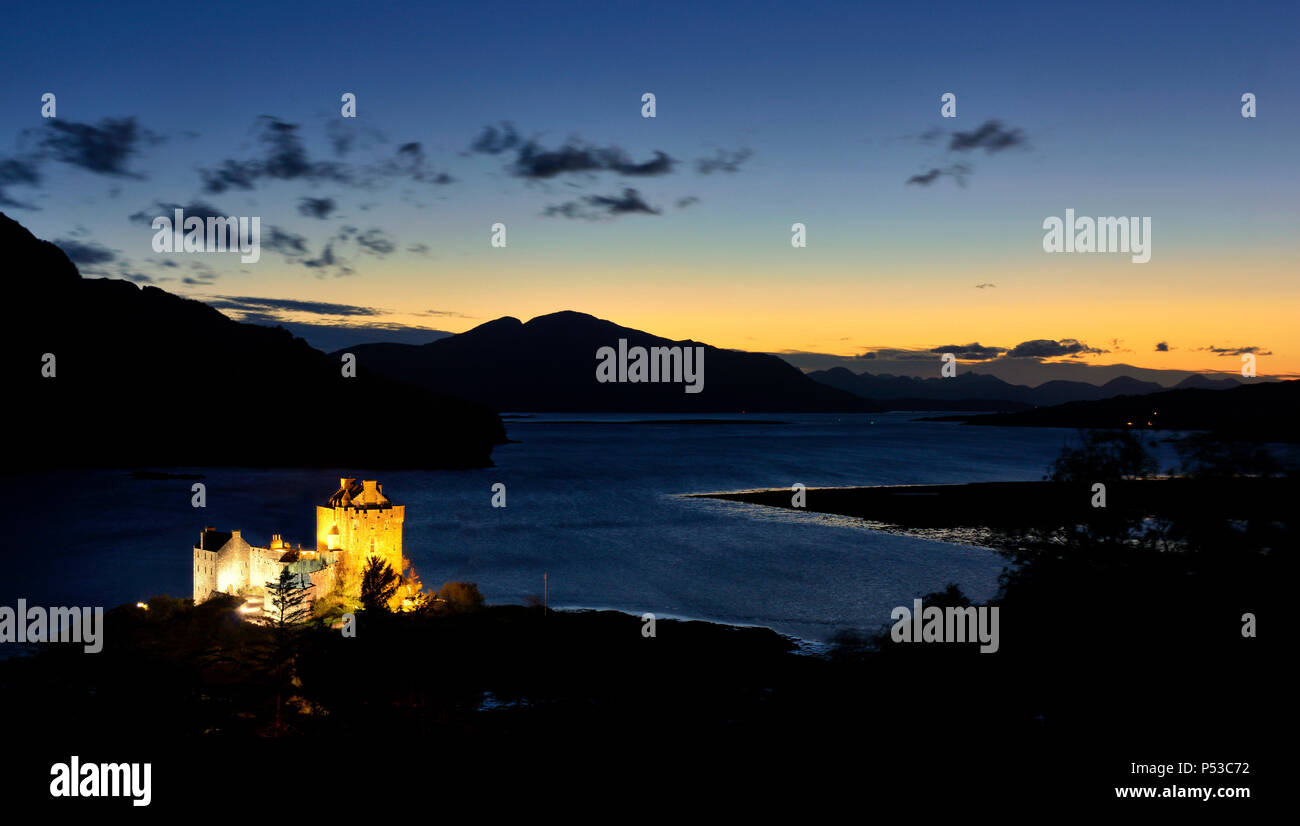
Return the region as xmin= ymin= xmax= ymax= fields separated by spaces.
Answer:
xmin=191 ymin=478 xmax=407 ymax=613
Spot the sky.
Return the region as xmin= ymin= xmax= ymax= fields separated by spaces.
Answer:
xmin=2 ymin=0 xmax=1297 ymax=382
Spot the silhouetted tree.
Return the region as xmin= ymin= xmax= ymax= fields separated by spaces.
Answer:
xmin=360 ymin=557 xmax=400 ymax=612
xmin=1173 ymin=432 xmax=1283 ymax=479
xmin=261 ymin=567 xmax=312 ymax=631
xmin=438 ymin=581 xmax=485 ymax=613
xmin=1048 ymin=428 xmax=1156 ymax=483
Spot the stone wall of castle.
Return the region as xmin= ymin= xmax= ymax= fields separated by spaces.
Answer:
xmin=193 ymin=548 xmax=218 ymax=602
xmin=214 ymin=531 xmax=253 ymax=596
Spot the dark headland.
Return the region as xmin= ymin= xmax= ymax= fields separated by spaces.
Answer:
xmin=2 ymin=213 xmax=506 ymax=470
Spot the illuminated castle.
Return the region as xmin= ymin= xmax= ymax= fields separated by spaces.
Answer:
xmin=316 ymin=478 xmax=406 ymax=597
xmin=192 ymin=478 xmax=406 ymax=609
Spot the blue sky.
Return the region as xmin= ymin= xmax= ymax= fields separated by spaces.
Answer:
xmin=2 ymin=0 xmax=1297 ymax=380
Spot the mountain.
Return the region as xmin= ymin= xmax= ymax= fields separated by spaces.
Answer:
xmin=338 ymin=311 xmax=879 ymax=413
xmin=3 ymin=213 xmax=505 ymax=469
xmin=946 ymin=380 xmax=1300 ymax=443
xmin=1173 ymin=374 xmax=1242 ymax=391
xmin=809 ymin=367 xmax=1213 ymax=410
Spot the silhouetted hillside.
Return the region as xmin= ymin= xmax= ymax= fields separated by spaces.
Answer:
xmin=3 ymin=213 xmax=505 ymax=469
xmin=809 ymin=366 xmax=1247 ymax=410
xmin=340 ymin=311 xmax=879 ymax=413
xmin=943 ymin=380 xmax=1300 ymax=442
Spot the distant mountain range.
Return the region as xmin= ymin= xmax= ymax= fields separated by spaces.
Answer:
xmin=940 ymin=380 xmax=1300 ymax=443
xmin=3 ymin=213 xmax=505 ymax=469
xmin=809 ymin=366 xmax=1243 ymax=411
xmin=337 ymin=311 xmax=878 ymax=413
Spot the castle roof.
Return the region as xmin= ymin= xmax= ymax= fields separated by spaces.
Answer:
xmin=217 ymin=531 xmax=252 ymax=556
xmin=327 ymin=477 xmax=392 ymax=509
xmin=197 ymin=528 xmax=231 ymax=551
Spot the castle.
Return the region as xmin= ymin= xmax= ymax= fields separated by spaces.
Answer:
xmin=192 ymin=478 xmax=407 ymax=611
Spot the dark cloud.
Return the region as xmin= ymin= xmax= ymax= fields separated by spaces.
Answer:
xmin=1004 ymin=338 xmax=1104 ymax=359
xmin=469 ymin=123 xmax=675 ymax=180
xmin=418 ymin=309 xmax=473 ymax=318
xmin=906 ymin=163 xmax=971 ymax=187
xmin=513 ymin=141 xmax=674 ymax=179
xmin=355 ymin=228 xmax=395 ymax=255
xmin=469 ymin=122 xmax=521 ymax=155
xmin=515 ymin=143 xmax=611 ymax=178
xmin=1155 ymin=341 xmax=1170 ymax=352
xmin=199 ymin=159 xmax=261 ymax=193
xmin=929 ymin=342 xmax=1007 ymax=361
xmin=587 ymin=189 xmax=660 ymax=214
xmin=696 ymin=147 xmax=753 ymax=174
xmin=0 ymin=157 xmax=42 ymax=209
xmin=325 ymin=119 xmax=354 ymax=156
xmin=948 ymin=120 xmax=1028 ymax=153
xmin=199 ymin=116 xmax=349 ymax=193
xmin=54 ymin=238 xmax=117 ymax=265
xmin=181 ymin=262 xmax=220 ymax=284
xmin=903 ymin=120 xmax=1028 ymax=186
xmin=258 ymin=117 xmax=343 ymax=181
xmin=406 ymin=243 xmax=431 ymax=255
xmin=206 ymin=295 xmax=382 ymax=317
xmin=128 ymin=200 xmax=232 ymax=225
xmin=854 ymin=347 xmax=932 ymax=361
xmin=29 ymin=117 xmax=159 ymax=177
xmin=297 ymin=196 xmax=337 ymax=219
xmin=324 ymin=120 xmax=386 ymax=157
xmin=614 ymin=150 xmax=673 ymax=176
xmin=263 ymin=227 xmax=310 ymax=257
xmin=544 ymin=188 xmax=661 ymax=219
xmin=916 ymin=127 xmax=945 ymax=144
xmin=376 ymin=142 xmax=453 ymax=185
xmin=974 ymin=282 xmax=996 ymax=289
xmin=302 ymin=242 xmax=354 ymax=276
xmin=855 ymin=339 xmax=1101 ymax=362
xmin=676 ymin=196 xmax=700 ymax=208
xmin=1200 ymin=344 xmax=1271 ymax=356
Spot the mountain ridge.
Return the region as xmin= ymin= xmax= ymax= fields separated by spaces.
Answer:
xmin=809 ymin=365 xmax=1245 ymax=410
xmin=3 ymin=212 xmax=506 ymax=469
xmin=336 ymin=311 xmax=880 ymax=413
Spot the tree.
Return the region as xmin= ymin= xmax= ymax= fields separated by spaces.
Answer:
xmin=1173 ymin=432 xmax=1283 ymax=479
xmin=438 ymin=581 xmax=484 ymax=613
xmin=360 ymin=557 xmax=400 ymax=613
xmin=1048 ymin=428 xmax=1156 ymax=483
xmin=262 ymin=567 xmax=313 ymax=630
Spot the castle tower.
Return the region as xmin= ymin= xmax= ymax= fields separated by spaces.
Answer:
xmin=316 ymin=478 xmax=405 ymax=595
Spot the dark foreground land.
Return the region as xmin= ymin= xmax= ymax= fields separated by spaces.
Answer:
xmin=1 ymin=435 xmax=1284 ymax=810
xmin=0 ymin=582 xmax=1281 ymax=811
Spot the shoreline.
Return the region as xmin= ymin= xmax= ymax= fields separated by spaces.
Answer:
xmin=687 ymin=477 xmax=1297 ymax=535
